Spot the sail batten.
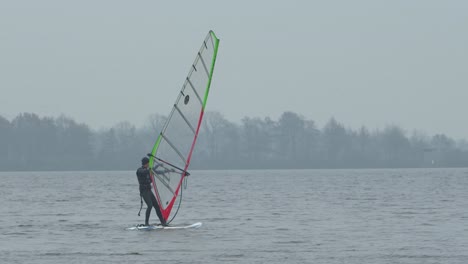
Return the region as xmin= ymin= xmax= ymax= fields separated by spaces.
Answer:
xmin=198 ymin=52 xmax=211 ymax=77
xmin=152 ymin=171 xmax=176 ymax=195
xmin=161 ymin=133 xmax=188 ymax=164
xmin=187 ymin=78 xmax=204 ymax=104
xmin=174 ymin=105 xmax=197 ymax=134
xmin=148 ymin=31 xmax=220 ymax=223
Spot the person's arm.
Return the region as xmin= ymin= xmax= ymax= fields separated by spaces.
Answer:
xmin=145 ymin=168 xmax=153 ymax=184
xmin=153 ymin=164 xmax=174 ymax=175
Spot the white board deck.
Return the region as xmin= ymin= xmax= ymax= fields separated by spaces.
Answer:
xmin=127 ymin=222 xmax=202 ymax=231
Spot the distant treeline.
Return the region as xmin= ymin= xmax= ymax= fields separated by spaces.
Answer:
xmin=0 ymin=112 xmax=467 ymax=171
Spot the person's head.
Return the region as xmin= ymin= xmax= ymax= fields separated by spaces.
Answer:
xmin=141 ymin=157 xmax=150 ymax=167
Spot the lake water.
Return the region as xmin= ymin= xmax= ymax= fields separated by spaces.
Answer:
xmin=1 ymin=168 xmax=468 ymax=264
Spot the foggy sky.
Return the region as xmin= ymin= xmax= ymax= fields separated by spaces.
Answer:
xmin=1 ymin=1 xmax=467 ymax=139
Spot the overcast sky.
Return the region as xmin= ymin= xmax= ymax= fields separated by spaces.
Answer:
xmin=1 ymin=1 xmax=467 ymax=139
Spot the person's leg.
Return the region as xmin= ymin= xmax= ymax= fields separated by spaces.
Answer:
xmin=141 ymin=190 xmax=153 ymax=226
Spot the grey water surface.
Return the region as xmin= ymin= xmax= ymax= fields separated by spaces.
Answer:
xmin=1 ymin=168 xmax=468 ymax=264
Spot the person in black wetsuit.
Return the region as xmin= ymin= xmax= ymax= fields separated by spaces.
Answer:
xmin=136 ymin=157 xmax=167 ymax=226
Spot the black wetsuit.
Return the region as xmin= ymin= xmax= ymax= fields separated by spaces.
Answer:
xmin=136 ymin=166 xmax=166 ymax=226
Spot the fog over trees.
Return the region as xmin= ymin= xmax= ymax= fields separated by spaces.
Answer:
xmin=0 ymin=112 xmax=467 ymax=171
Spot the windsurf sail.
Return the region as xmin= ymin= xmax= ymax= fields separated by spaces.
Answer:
xmin=148 ymin=30 xmax=220 ymax=224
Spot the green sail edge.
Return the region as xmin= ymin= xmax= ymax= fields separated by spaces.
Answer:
xmin=203 ymin=31 xmax=220 ymax=109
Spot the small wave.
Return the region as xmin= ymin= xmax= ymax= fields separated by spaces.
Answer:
xmin=3 ymin=232 xmax=27 ymax=235
xmin=274 ymin=240 xmax=307 ymax=244
xmin=218 ymin=253 xmax=245 ymax=258
xmin=393 ymin=211 xmax=420 ymax=215
xmin=206 ymin=217 xmax=230 ymax=221
xmin=41 ymin=252 xmax=107 ymax=257
xmin=17 ymin=224 xmax=33 ymax=227
xmin=43 ymin=253 xmax=62 ymax=256
xmin=110 ymin=252 xmax=142 ymax=256
xmin=389 ymin=254 xmax=451 ymax=259
xmin=421 ymin=222 xmax=435 ymax=226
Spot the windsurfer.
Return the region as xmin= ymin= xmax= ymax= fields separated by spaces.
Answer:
xmin=136 ymin=157 xmax=167 ymax=226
